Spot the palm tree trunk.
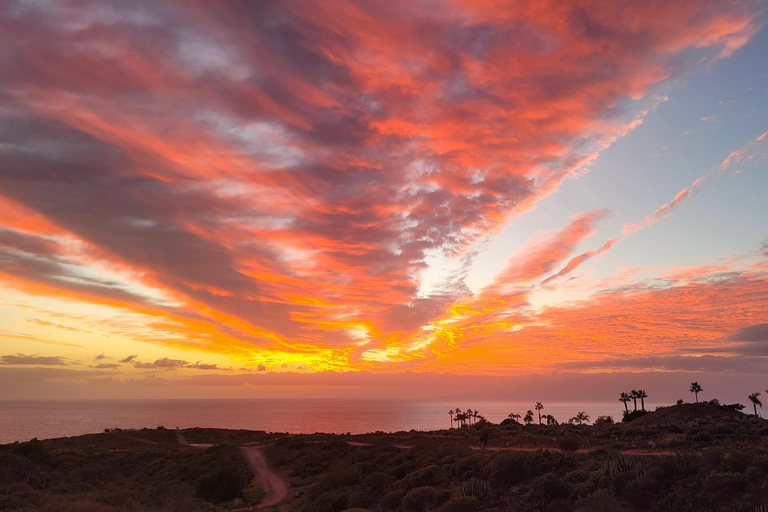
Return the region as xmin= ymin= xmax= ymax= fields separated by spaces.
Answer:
xmin=633 ymin=398 xmax=637 ymax=411
xmin=695 ymin=392 xmax=698 ymax=403
xmin=641 ymin=397 xmax=645 ymax=411
xmin=755 ymin=403 xmax=758 ymax=416
xmin=623 ymin=402 xmax=628 ymax=413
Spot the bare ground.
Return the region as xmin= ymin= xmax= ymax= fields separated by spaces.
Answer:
xmin=241 ymin=445 xmax=288 ymax=509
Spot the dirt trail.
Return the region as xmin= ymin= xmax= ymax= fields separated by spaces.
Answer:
xmin=176 ymin=432 xmax=213 ymax=448
xmin=241 ymin=446 xmax=288 ymax=508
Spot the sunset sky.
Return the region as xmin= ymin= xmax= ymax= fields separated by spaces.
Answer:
xmin=1 ymin=0 xmax=767 ymax=401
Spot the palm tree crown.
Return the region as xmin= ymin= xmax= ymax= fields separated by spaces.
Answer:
xmin=570 ymin=411 xmax=590 ymax=425
xmin=637 ymin=390 xmax=648 ymax=411
xmin=689 ymin=382 xmax=703 ymax=403
xmin=619 ymin=392 xmax=631 ymax=414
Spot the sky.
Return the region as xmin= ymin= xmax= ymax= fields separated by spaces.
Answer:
xmin=1 ymin=0 xmax=767 ymax=402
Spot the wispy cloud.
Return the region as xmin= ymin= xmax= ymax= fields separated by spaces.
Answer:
xmin=0 ymin=353 xmax=68 ymax=366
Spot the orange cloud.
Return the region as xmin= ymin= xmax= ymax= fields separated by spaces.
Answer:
xmin=0 ymin=0 xmax=763 ymax=377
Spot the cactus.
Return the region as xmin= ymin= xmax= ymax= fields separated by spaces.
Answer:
xmin=455 ymin=477 xmax=493 ymax=501
xmin=601 ymin=455 xmax=647 ymax=479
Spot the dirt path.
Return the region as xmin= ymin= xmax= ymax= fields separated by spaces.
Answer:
xmin=241 ymin=446 xmax=288 ymax=509
xmin=176 ymin=432 xmax=214 ymax=448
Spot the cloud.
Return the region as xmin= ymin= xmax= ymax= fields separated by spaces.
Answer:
xmin=134 ymin=357 xmax=189 ymax=370
xmin=0 ymin=353 xmax=68 ymax=366
xmin=730 ymin=324 xmax=768 ymax=343
xmin=190 ymin=361 xmax=221 ymax=370
xmin=90 ymin=363 xmax=120 ymax=369
xmin=132 ymin=357 xmax=223 ymax=370
xmin=94 ymin=353 xmax=106 ymax=361
xmin=120 ymin=355 xmax=138 ymax=363
xmin=0 ymin=0 xmax=763 ymax=373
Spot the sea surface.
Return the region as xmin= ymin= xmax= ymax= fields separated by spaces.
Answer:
xmin=0 ymin=399 xmax=658 ymax=444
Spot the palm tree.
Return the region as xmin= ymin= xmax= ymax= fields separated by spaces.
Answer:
xmin=455 ymin=408 xmax=463 ymax=427
xmin=569 ymin=411 xmax=590 ymax=425
xmin=619 ymin=392 xmax=631 ymax=414
xmin=508 ymin=413 xmax=521 ymax=424
xmin=535 ymin=402 xmax=544 ymax=425
xmin=630 ymin=390 xmax=639 ymax=411
xmin=473 ymin=410 xmax=480 ymax=425
xmin=546 ymin=414 xmax=558 ymax=425
xmin=637 ymin=390 xmax=648 ymax=411
xmin=524 ymin=410 xmax=534 ymax=425
xmin=749 ymin=392 xmax=762 ymax=416
xmin=449 ymin=410 xmax=454 ymax=429
xmin=466 ymin=409 xmax=474 ymax=426
xmin=689 ymin=382 xmax=702 ymax=403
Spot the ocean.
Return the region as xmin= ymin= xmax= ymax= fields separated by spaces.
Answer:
xmin=0 ymin=399 xmax=656 ymax=444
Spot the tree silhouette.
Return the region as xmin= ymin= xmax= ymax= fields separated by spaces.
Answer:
xmin=455 ymin=408 xmax=463 ymax=427
xmin=524 ymin=410 xmax=534 ymax=425
xmin=546 ymin=414 xmax=558 ymax=425
xmin=508 ymin=413 xmax=521 ymax=424
xmin=466 ymin=409 xmax=474 ymax=426
xmin=449 ymin=410 xmax=454 ymax=429
xmin=570 ymin=411 xmax=590 ymax=425
xmin=619 ymin=392 xmax=631 ymax=414
xmin=637 ymin=390 xmax=648 ymax=411
xmin=535 ymin=402 xmax=544 ymax=425
xmin=749 ymin=392 xmax=762 ymax=416
xmin=473 ymin=410 xmax=480 ymax=425
xmin=630 ymin=390 xmax=639 ymax=411
xmin=689 ymin=382 xmax=703 ymax=403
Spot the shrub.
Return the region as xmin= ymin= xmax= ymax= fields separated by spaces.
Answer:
xmin=558 ymin=437 xmax=580 ymax=453
xmin=14 ymin=439 xmax=52 ymax=466
xmin=195 ymin=467 xmax=248 ymax=504
xmin=622 ymin=410 xmax=648 ymax=422
xmin=379 ymin=490 xmax=402 ymax=510
xmin=402 ymin=486 xmax=449 ymax=512
xmin=439 ymin=496 xmax=479 ymax=512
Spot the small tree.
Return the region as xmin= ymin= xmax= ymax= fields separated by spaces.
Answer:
xmin=524 ymin=410 xmax=534 ymax=425
xmin=570 ymin=411 xmax=590 ymax=425
xmin=690 ymin=382 xmax=703 ymax=403
xmin=749 ymin=392 xmax=762 ymax=416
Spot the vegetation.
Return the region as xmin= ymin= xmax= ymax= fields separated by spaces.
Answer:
xmin=690 ymin=382 xmax=703 ymax=403
xmin=6 ymin=394 xmax=768 ymax=512
xmin=258 ymin=401 xmax=768 ymax=512
xmin=0 ymin=429 xmax=257 ymax=511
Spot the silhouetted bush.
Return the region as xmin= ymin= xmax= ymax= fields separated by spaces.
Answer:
xmin=402 ymin=486 xmax=450 ymax=511
xmin=558 ymin=436 xmax=580 ymax=453
xmin=439 ymin=496 xmax=479 ymax=512
xmin=195 ymin=467 xmax=249 ymax=503
xmin=621 ymin=410 xmax=648 ymax=422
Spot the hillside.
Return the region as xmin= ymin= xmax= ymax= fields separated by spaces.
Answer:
xmin=2 ymin=403 xmax=768 ymax=511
